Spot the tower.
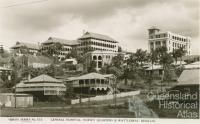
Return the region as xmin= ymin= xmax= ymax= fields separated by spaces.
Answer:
xmin=148 ymin=26 xmax=160 ymax=35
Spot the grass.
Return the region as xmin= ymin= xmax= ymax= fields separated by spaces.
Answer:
xmin=1 ymin=105 xmax=135 ymax=117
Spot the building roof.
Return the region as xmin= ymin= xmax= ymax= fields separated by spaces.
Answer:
xmin=177 ymin=69 xmax=200 ymax=85
xmin=67 ymin=72 xmax=106 ymax=81
xmin=78 ymin=31 xmax=118 ymax=43
xmin=11 ymin=42 xmax=39 ymax=50
xmin=103 ymin=74 xmax=115 ymax=78
xmin=145 ymin=65 xmax=162 ymax=70
xmin=0 ymin=66 xmax=12 ymax=71
xmin=43 ymin=37 xmax=80 ymax=45
xmin=172 ymin=61 xmax=186 ymax=65
xmin=0 ymin=93 xmax=32 ymax=96
xmin=24 ymin=74 xmax=62 ymax=83
xmin=181 ymin=55 xmax=200 ymax=61
xmin=184 ymin=61 xmax=200 ymax=69
xmin=0 ymin=56 xmax=10 ymax=64
xmin=16 ymin=82 xmax=65 ymax=88
xmin=64 ymin=58 xmax=77 ymax=62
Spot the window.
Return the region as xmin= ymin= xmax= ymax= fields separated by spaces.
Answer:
xmin=156 ymin=35 xmax=160 ymax=38
xmin=90 ymin=79 xmax=95 ymax=84
xmin=79 ymin=80 xmax=84 ymax=85
xmin=156 ymin=41 xmax=160 ymax=45
xmin=159 ymin=70 xmax=163 ymax=75
xmin=93 ymin=55 xmax=97 ymax=60
xmin=85 ymin=79 xmax=89 ymax=85
xmin=98 ymin=56 xmax=102 ymax=60
xmin=96 ymin=79 xmax=100 ymax=84
xmin=101 ymin=79 xmax=105 ymax=84
xmin=163 ymin=41 xmax=166 ymax=44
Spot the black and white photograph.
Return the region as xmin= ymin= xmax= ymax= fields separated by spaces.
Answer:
xmin=0 ymin=0 xmax=199 ymax=123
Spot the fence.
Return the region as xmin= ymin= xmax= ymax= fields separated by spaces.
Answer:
xmin=71 ymin=90 xmax=140 ymax=104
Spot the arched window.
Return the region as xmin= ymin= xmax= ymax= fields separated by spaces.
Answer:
xmin=98 ymin=56 xmax=102 ymax=60
xmin=93 ymin=55 xmax=97 ymax=60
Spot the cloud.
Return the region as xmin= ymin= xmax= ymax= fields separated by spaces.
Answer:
xmin=0 ymin=0 xmax=199 ymax=54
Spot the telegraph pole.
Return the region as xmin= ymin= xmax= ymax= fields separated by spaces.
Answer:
xmin=14 ymin=85 xmax=17 ymax=108
xmin=114 ymin=77 xmax=117 ymax=108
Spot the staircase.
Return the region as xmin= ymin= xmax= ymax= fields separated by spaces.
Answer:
xmin=106 ymin=85 xmax=120 ymax=95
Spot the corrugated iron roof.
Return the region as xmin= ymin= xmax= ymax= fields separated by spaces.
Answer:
xmin=43 ymin=37 xmax=80 ymax=45
xmin=177 ymin=69 xmax=200 ymax=85
xmin=145 ymin=65 xmax=162 ymax=70
xmin=16 ymin=82 xmax=65 ymax=87
xmin=0 ymin=66 xmax=12 ymax=71
xmin=25 ymin=74 xmax=62 ymax=83
xmin=67 ymin=72 xmax=106 ymax=81
xmin=0 ymin=93 xmax=32 ymax=96
xmin=184 ymin=61 xmax=200 ymax=69
xmin=11 ymin=42 xmax=39 ymax=50
xmin=78 ymin=32 xmax=118 ymax=43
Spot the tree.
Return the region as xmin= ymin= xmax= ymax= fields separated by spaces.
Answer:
xmin=121 ymin=66 xmax=129 ymax=85
xmin=42 ymin=42 xmax=62 ymax=57
xmin=66 ymin=49 xmax=78 ymax=59
xmin=172 ymin=47 xmax=186 ymax=65
xmin=87 ymin=60 xmax=96 ymax=73
xmin=155 ymin=46 xmax=167 ymax=58
xmin=135 ymin=49 xmax=147 ymax=65
xmin=156 ymin=47 xmax=173 ymax=90
xmin=160 ymin=53 xmax=173 ymax=84
xmin=10 ymin=57 xmax=17 ymax=69
xmin=111 ymin=54 xmax=124 ymax=69
xmin=126 ymin=53 xmax=141 ymax=86
xmin=0 ymin=49 xmax=10 ymax=58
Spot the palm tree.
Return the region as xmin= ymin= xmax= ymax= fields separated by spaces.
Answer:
xmin=156 ymin=47 xmax=173 ymax=91
xmin=159 ymin=52 xmax=174 ymax=87
xmin=172 ymin=50 xmax=178 ymax=65
xmin=147 ymin=49 xmax=158 ymax=79
xmin=144 ymin=49 xmax=158 ymax=91
xmin=135 ymin=49 xmax=147 ymax=65
xmin=126 ymin=53 xmax=140 ymax=86
xmin=172 ymin=47 xmax=186 ymax=65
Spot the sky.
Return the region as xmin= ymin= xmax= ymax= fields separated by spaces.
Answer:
xmin=0 ymin=0 xmax=199 ymax=54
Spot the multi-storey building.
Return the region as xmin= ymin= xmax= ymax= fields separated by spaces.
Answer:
xmin=75 ymin=31 xmax=119 ymax=54
xmin=66 ymin=72 xmax=116 ymax=95
xmin=15 ymin=74 xmax=66 ymax=101
xmin=41 ymin=32 xmax=119 ymax=61
xmin=41 ymin=37 xmax=80 ymax=61
xmin=84 ymin=51 xmax=118 ymax=71
xmin=148 ymin=26 xmax=191 ymax=55
xmin=11 ymin=42 xmax=40 ymax=56
xmin=40 ymin=32 xmax=120 ymax=70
